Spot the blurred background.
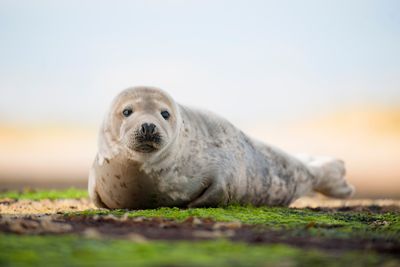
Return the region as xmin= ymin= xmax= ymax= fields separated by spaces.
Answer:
xmin=0 ymin=0 xmax=399 ymax=198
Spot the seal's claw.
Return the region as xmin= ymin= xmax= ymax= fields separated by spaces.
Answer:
xmin=188 ymin=183 xmax=226 ymax=208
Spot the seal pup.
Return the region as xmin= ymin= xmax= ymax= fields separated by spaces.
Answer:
xmin=89 ymin=86 xmax=354 ymax=209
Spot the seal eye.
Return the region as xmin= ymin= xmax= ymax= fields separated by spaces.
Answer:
xmin=122 ymin=108 xmax=133 ymax=117
xmin=161 ymin=110 xmax=170 ymax=120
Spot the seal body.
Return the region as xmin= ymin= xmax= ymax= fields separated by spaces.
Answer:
xmin=89 ymin=87 xmax=354 ymax=209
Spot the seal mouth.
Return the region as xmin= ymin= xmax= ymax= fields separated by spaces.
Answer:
xmin=131 ymin=132 xmax=163 ymax=153
xmin=133 ymin=142 xmax=159 ymax=153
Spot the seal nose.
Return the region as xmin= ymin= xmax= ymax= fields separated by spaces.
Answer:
xmin=141 ymin=123 xmax=156 ymax=135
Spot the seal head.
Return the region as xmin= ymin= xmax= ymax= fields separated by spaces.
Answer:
xmin=98 ymin=86 xmax=181 ymax=164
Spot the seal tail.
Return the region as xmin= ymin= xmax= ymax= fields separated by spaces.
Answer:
xmin=296 ymin=154 xmax=355 ymax=198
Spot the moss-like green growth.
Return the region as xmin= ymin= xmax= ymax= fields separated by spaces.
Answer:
xmin=2 ymin=188 xmax=399 ymax=241
xmin=0 ymin=188 xmax=88 ymax=200
xmin=73 ymin=206 xmax=400 ymax=240
xmin=0 ymin=234 xmax=396 ymax=267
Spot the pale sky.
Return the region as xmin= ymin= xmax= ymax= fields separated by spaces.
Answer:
xmin=0 ymin=0 xmax=399 ymax=127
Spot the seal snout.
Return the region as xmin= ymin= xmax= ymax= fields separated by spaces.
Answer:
xmin=140 ymin=123 xmax=156 ymax=135
xmin=131 ymin=122 xmax=163 ymax=153
xmin=138 ymin=122 xmax=159 ymax=143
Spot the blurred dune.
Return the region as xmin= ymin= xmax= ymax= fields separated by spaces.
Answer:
xmin=0 ymin=106 xmax=399 ymax=198
xmin=248 ymin=106 xmax=400 ymax=198
xmin=0 ymin=125 xmax=97 ymax=189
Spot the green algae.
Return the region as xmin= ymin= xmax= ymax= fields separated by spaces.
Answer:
xmin=72 ymin=205 xmax=400 ymax=240
xmin=1 ymin=188 xmax=399 ymax=241
xmin=0 ymin=234 xmax=397 ymax=267
xmin=0 ymin=188 xmax=88 ymax=200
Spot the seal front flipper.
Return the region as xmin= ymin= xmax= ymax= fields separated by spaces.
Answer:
xmin=187 ymin=181 xmax=227 ymax=208
xmin=88 ymin=166 xmax=109 ymax=209
xmin=91 ymin=188 xmax=109 ymax=209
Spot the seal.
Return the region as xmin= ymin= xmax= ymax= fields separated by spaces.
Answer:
xmin=88 ymin=86 xmax=354 ymax=209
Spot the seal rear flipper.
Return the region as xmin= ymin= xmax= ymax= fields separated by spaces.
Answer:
xmin=307 ymin=156 xmax=355 ymax=198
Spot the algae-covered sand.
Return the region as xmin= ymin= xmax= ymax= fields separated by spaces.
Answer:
xmin=0 ymin=188 xmax=399 ymax=267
